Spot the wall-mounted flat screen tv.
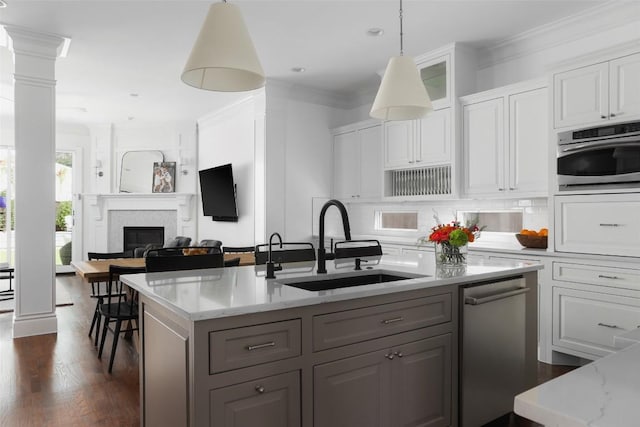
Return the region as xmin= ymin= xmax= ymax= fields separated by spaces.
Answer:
xmin=199 ymin=163 xmax=238 ymax=222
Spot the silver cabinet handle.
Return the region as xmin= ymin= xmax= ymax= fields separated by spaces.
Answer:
xmin=601 ymin=115 xmax=607 ymax=119
xmin=246 ymin=341 xmax=275 ymax=351
xmin=255 ymin=385 xmax=265 ymax=393
xmin=610 ymin=113 xmax=616 ymax=118
xmin=465 ymin=287 xmax=530 ymax=305
xmin=599 ymin=223 xmax=623 ymax=227
xmin=381 ymin=316 xmax=404 ymax=325
xmin=416 ymin=159 xmax=422 ymax=163
xmin=498 ymin=188 xmax=505 ymax=191
xmin=598 ymin=274 xmax=621 ymax=280
xmin=597 ymin=322 xmax=622 ymax=329
xmin=408 ymin=161 xmax=415 ymax=164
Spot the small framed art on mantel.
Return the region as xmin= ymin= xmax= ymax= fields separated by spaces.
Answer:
xmin=152 ymin=162 xmax=176 ymax=193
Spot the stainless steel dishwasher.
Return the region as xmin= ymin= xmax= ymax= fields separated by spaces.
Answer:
xmin=460 ymin=276 xmax=537 ymax=427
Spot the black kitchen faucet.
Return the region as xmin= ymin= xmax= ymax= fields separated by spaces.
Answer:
xmin=317 ymin=199 xmax=351 ymax=274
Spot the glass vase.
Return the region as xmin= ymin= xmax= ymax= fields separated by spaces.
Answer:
xmin=434 ymin=242 xmax=468 ymax=267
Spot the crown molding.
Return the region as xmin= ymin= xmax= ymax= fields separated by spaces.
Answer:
xmin=265 ymin=78 xmax=355 ymax=110
xmin=477 ymin=1 xmax=640 ymax=70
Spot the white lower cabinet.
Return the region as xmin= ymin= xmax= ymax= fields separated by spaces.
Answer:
xmin=553 ymin=286 xmax=640 ymax=358
xmin=555 ymin=193 xmax=640 ymax=258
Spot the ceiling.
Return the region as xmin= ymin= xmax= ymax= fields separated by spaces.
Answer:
xmin=0 ymin=0 xmax=606 ymax=127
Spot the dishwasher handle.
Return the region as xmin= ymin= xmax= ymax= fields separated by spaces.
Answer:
xmin=465 ymin=287 xmax=530 ymax=305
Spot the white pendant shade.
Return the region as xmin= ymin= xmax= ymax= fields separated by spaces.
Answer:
xmin=181 ymin=2 xmax=265 ymax=92
xmin=370 ymin=55 xmax=432 ymax=120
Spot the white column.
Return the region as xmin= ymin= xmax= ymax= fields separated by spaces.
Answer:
xmin=6 ymin=26 xmax=65 ymax=338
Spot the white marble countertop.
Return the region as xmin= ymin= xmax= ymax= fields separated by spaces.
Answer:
xmin=121 ymin=252 xmax=541 ymax=321
xmin=515 ymin=339 xmax=640 ymax=426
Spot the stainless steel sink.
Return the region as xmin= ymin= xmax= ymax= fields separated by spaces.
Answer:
xmin=279 ymin=271 xmax=426 ymax=292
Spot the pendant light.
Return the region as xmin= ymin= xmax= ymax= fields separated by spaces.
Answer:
xmin=370 ymin=0 xmax=432 ymax=120
xmin=181 ymin=1 xmax=265 ymax=92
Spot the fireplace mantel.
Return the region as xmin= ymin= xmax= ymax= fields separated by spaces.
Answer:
xmin=84 ymin=193 xmax=195 ymax=222
xmin=82 ymin=193 xmax=197 ymax=254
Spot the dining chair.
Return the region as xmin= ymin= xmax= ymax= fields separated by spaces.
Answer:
xmin=87 ymin=251 xmax=131 ymax=345
xmin=145 ymin=252 xmax=224 ymax=272
xmin=98 ymin=264 xmax=146 ymax=373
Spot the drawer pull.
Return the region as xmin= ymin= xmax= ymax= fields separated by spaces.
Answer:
xmin=381 ymin=316 xmax=404 ymax=325
xmin=255 ymin=385 xmax=265 ymax=394
xmin=598 ymin=274 xmax=621 ymax=280
xmin=246 ymin=341 xmax=276 ymax=351
xmin=597 ymin=322 xmax=622 ymax=329
xmin=599 ymin=223 xmax=623 ymax=227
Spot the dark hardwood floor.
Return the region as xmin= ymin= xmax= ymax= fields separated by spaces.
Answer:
xmin=0 ymin=274 xmax=139 ymax=426
xmin=0 ymin=274 xmax=575 ymax=427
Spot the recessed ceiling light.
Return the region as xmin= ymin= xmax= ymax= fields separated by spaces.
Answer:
xmin=127 ymin=116 xmax=134 ymax=121
xmin=367 ymin=28 xmax=384 ymax=37
xmin=291 ymin=67 xmax=306 ymax=73
xmin=129 ymin=93 xmax=139 ymax=97
xmin=0 ymin=1 xmax=7 ymax=9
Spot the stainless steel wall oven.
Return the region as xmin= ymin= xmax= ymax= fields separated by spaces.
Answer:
xmin=557 ymin=121 xmax=640 ymax=191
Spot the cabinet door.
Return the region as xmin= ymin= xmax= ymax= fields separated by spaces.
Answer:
xmin=508 ymin=88 xmax=548 ymax=195
xmin=333 ymin=131 xmax=360 ymax=199
xmin=609 ymin=52 xmax=640 ymax=120
xmin=553 ymin=287 xmax=640 ymax=358
xmin=384 ymin=120 xmax=415 ymax=169
xmin=553 ymin=62 xmax=609 ymax=128
xmin=416 ymin=109 xmax=451 ymax=165
xmin=392 ymin=334 xmax=452 ymax=427
xmin=462 ymin=97 xmax=505 ymax=195
xmin=314 ymin=350 xmax=392 ymax=427
xmin=210 ymin=371 xmax=300 ymax=427
xmin=359 ymin=125 xmax=382 ymax=199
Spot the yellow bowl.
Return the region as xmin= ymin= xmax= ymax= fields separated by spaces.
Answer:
xmin=515 ymin=234 xmax=548 ymax=249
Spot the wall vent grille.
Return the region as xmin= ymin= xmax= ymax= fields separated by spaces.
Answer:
xmin=390 ymin=165 xmax=451 ymax=196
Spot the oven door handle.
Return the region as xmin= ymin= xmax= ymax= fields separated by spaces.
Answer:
xmin=560 ymin=140 xmax=640 ymax=154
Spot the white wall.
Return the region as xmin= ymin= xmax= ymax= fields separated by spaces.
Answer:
xmin=264 ymin=83 xmax=341 ymax=244
xmin=197 ymin=95 xmax=263 ymax=247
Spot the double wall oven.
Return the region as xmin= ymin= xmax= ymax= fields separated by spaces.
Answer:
xmin=558 ymin=120 xmax=640 ymax=191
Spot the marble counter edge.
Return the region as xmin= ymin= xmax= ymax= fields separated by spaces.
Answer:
xmin=122 ymin=262 xmax=542 ymax=322
xmin=514 ymin=342 xmax=640 ymax=426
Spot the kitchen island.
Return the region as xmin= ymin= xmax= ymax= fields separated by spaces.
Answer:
xmin=122 ymin=252 xmax=541 ymax=427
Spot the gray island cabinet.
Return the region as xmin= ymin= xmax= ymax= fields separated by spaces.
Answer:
xmin=122 ymin=254 xmax=540 ymax=427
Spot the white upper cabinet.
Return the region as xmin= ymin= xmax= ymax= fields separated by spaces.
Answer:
xmin=509 ymin=88 xmax=549 ymax=194
xmin=383 ymin=110 xmax=451 ymax=169
xmin=462 ymin=83 xmax=548 ymax=198
xmin=383 ymin=120 xmax=415 ymax=169
xmin=554 ymin=52 xmax=640 ymax=128
xmin=416 ymin=109 xmax=451 ymax=166
xmin=333 ymin=122 xmax=382 ymax=201
xmin=609 ymin=52 xmax=640 ymax=121
xmin=462 ymin=98 xmax=504 ymax=195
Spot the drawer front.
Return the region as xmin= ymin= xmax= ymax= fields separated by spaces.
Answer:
xmin=555 ymin=195 xmax=640 ymax=257
xmin=553 ymin=262 xmax=640 ymax=291
xmin=210 ymin=319 xmax=301 ymax=374
xmin=210 ymin=371 xmax=300 ymax=427
xmin=553 ymin=287 xmax=640 ymax=358
xmin=313 ymin=294 xmax=451 ymax=351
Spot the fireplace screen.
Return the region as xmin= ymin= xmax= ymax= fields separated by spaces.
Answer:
xmin=123 ymin=226 xmax=164 ymax=256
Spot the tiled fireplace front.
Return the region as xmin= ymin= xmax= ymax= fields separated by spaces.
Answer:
xmin=83 ymin=193 xmax=195 ymax=255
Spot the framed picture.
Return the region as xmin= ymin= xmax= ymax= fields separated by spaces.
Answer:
xmin=152 ymin=162 xmax=176 ymax=193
